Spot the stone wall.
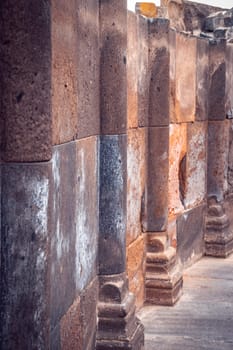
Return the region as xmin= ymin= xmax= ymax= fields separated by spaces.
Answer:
xmin=1 ymin=1 xmax=233 ymax=349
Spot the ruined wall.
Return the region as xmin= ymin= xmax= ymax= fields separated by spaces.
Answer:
xmin=1 ymin=1 xmax=99 ymax=349
xmin=1 ymin=1 xmax=233 ymax=349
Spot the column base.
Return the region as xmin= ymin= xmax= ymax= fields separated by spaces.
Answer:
xmin=205 ymin=201 xmax=233 ymax=258
xmin=145 ymin=236 xmax=183 ymax=306
xmin=96 ymin=273 xmax=144 ymax=350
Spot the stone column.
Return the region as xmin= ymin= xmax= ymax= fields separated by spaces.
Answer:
xmin=145 ymin=19 xmax=183 ymax=306
xmin=205 ymin=38 xmax=233 ymax=257
xmin=96 ymin=1 xmax=144 ymax=349
xmin=0 ymin=1 xmax=52 ymax=348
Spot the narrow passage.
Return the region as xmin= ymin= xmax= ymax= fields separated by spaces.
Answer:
xmin=138 ymin=255 xmax=233 ymax=350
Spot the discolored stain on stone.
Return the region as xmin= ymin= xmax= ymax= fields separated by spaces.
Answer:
xmin=127 ymin=128 xmax=147 ymax=245
xmin=50 ymin=137 xmax=99 ymax=329
xmin=1 ymin=162 xmax=52 ymax=349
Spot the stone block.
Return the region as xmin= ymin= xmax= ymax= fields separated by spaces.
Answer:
xmin=127 ymin=128 xmax=147 ymax=245
xmin=127 ymin=236 xmax=145 ymax=309
xmin=228 ymin=120 xmax=233 ymax=193
xmin=1 ymin=1 xmax=52 ymax=161
xmin=208 ymin=39 xmax=226 ymax=120
xmin=196 ymin=37 xmax=209 ymax=121
xmin=99 ymin=135 xmax=127 ymax=275
xmin=52 ymin=1 xmax=78 ymax=145
xmin=137 ymin=15 xmax=149 ymax=127
xmin=147 ymin=127 xmax=169 ymax=232
xmin=148 ymin=19 xmax=170 ymax=126
xmin=1 ymin=162 xmax=51 ymax=349
xmin=226 ymin=43 xmax=233 ymax=118
xmin=169 ymin=29 xmax=176 ymax=123
xmin=127 ymin=11 xmax=138 ymax=129
xmin=174 ymin=33 xmax=196 ymax=123
xmin=50 ymin=137 xmax=99 ymax=328
xmin=184 ymin=122 xmax=207 ymax=209
xmin=100 ymin=0 xmax=127 ymax=134
xmin=205 ymin=199 xmax=233 ymax=258
xmin=60 ymin=277 xmax=98 ymax=350
xmin=207 ymin=120 xmax=229 ymax=201
xmin=168 ymin=123 xmax=187 ymax=216
xmin=177 ymin=205 xmax=205 ymax=268
xmin=76 ymin=0 xmax=100 ymax=139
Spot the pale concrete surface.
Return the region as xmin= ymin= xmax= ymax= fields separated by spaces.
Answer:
xmin=138 ymin=255 xmax=233 ymax=349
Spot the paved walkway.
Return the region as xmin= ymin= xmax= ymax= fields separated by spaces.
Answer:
xmin=138 ymin=255 xmax=233 ymax=350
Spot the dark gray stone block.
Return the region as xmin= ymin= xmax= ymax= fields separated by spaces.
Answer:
xmin=1 ymin=162 xmax=52 ymax=349
xmin=177 ymin=205 xmax=206 ymax=268
xmin=99 ymin=135 xmax=127 ymax=275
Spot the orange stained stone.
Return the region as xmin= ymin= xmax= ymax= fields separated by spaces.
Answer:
xmin=136 ymin=2 xmax=158 ymax=18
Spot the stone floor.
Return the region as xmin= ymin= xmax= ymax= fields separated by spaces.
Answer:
xmin=138 ymin=254 xmax=233 ymax=350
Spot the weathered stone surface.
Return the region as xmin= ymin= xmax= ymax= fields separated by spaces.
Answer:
xmin=52 ymin=1 xmax=78 ymax=145
xmin=127 ymin=128 xmax=147 ymax=245
xmin=127 ymin=11 xmax=138 ymax=129
xmin=228 ymin=120 xmax=233 ymax=193
xmin=208 ymin=38 xmax=226 ymax=120
xmin=146 ymin=245 xmax=183 ymax=306
xmin=169 ymin=28 xmax=176 ymax=123
xmin=168 ymin=123 xmax=187 ymax=215
xmin=1 ymin=162 xmax=51 ymax=349
xmin=174 ymin=32 xmax=196 ymax=123
xmin=177 ymin=205 xmax=205 ymax=268
xmin=127 ymin=235 xmax=145 ymax=309
xmin=1 ymin=1 xmax=52 ymax=161
xmin=60 ymin=277 xmax=98 ymax=350
xmin=99 ymin=135 xmax=127 ymax=275
xmin=51 ymin=137 xmax=99 ymax=328
xmin=147 ymin=127 xmax=169 ymax=232
xmin=137 ymin=15 xmax=149 ymax=127
xmin=207 ymin=120 xmax=229 ymax=201
xmin=148 ymin=19 xmax=170 ymax=126
xmin=97 ymin=273 xmax=144 ymax=349
xmin=100 ymin=0 xmax=127 ymax=134
xmin=196 ymin=37 xmax=209 ymax=121
xmin=184 ymin=122 xmax=207 ymax=209
xmin=76 ymin=0 xmax=100 ymax=139
xmin=226 ymin=43 xmax=233 ymax=118
xmin=205 ymin=198 xmax=233 ymax=258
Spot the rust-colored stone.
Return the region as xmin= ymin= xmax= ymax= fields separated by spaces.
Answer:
xmin=127 ymin=236 xmax=145 ymax=309
xmin=174 ymin=33 xmax=196 ymax=123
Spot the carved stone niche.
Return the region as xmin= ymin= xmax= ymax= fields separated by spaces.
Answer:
xmin=96 ymin=273 xmax=144 ymax=350
xmin=145 ymin=233 xmax=183 ymax=306
xmin=205 ymin=197 xmax=233 ymax=257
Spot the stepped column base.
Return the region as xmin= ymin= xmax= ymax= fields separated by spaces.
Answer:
xmin=205 ymin=200 xmax=233 ymax=258
xmin=96 ymin=273 xmax=144 ymax=350
xmin=145 ymin=233 xmax=183 ymax=306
